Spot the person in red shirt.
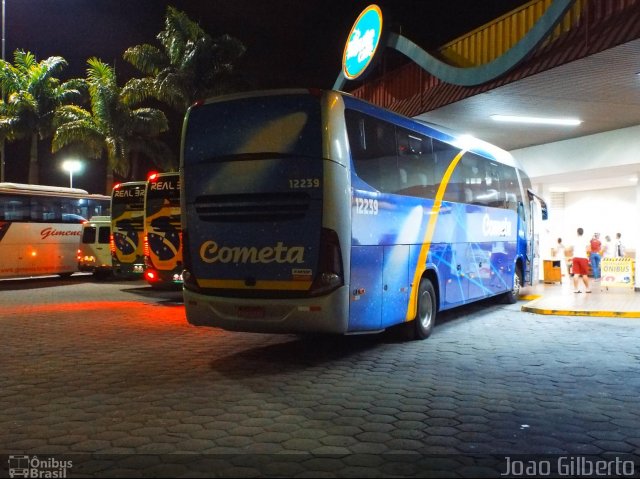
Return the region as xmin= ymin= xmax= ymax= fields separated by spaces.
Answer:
xmin=572 ymin=228 xmax=591 ymax=293
xmin=590 ymin=232 xmax=602 ymax=280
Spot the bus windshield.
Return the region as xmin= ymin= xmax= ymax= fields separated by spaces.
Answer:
xmin=111 ymin=183 xmax=145 ymax=220
xmin=184 ymin=93 xmax=323 ymax=164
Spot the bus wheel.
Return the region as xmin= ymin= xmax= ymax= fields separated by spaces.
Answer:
xmin=414 ymin=278 xmax=436 ymax=339
xmin=503 ymin=266 xmax=522 ymax=304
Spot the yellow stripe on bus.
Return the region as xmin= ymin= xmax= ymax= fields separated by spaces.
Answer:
xmin=405 ymin=150 xmax=467 ymax=321
xmin=197 ymin=279 xmax=313 ymax=290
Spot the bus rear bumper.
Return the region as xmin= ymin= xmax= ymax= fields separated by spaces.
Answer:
xmin=183 ymin=286 xmax=350 ymax=334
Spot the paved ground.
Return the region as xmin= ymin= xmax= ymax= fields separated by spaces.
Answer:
xmin=1 ymin=275 xmax=639 ymax=477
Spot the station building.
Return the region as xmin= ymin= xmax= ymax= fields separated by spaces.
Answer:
xmin=342 ymin=0 xmax=640 ymax=288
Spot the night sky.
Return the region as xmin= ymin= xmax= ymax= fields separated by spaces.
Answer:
xmin=5 ymin=0 xmax=529 ymax=193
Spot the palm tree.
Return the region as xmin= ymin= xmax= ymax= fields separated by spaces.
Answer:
xmin=52 ymin=58 xmax=172 ymax=193
xmin=122 ymin=6 xmax=246 ymax=115
xmin=0 ymin=50 xmax=85 ymax=184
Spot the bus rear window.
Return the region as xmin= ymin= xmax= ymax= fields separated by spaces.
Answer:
xmin=98 ymin=226 xmax=111 ymax=244
xmin=82 ymin=227 xmax=97 ymax=244
xmin=184 ymin=94 xmax=323 ymax=163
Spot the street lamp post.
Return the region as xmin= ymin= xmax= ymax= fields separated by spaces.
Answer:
xmin=62 ymin=159 xmax=82 ymax=188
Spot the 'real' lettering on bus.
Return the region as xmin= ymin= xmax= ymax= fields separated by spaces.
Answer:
xmin=199 ymin=240 xmax=305 ymax=264
xmin=150 ymin=180 xmax=180 ymax=191
xmin=482 ymin=214 xmax=512 ymax=237
xmin=114 ymin=189 xmax=144 ymax=197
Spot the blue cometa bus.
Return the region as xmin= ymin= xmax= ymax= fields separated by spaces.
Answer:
xmin=181 ymin=89 xmax=547 ymax=339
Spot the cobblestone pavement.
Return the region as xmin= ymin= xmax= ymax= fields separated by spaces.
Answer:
xmin=1 ymin=276 xmax=639 ymax=477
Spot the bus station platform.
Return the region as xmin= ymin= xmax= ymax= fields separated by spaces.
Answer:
xmin=520 ymin=280 xmax=640 ymax=318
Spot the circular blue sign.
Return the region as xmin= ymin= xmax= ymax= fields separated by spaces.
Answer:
xmin=342 ymin=5 xmax=383 ymax=80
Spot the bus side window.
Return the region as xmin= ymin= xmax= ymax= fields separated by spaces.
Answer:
xmin=345 ymin=109 xmax=400 ymax=193
xmin=31 ymin=197 xmax=62 ymax=222
xmin=501 ymin=164 xmax=521 ymax=211
xmin=433 ymin=139 xmax=463 ymax=203
xmin=396 ymin=128 xmax=436 ymax=198
xmin=483 ymin=161 xmax=504 ymax=208
xmin=2 ymin=196 xmax=28 ymax=221
xmin=458 ymin=153 xmax=506 ymax=208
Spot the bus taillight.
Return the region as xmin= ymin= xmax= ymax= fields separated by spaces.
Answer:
xmin=310 ymin=228 xmax=344 ymax=296
xmin=143 ymin=235 xmax=150 ymax=259
xmin=144 ymin=269 xmax=158 ymax=282
xmin=109 ymin=233 xmax=116 ymax=254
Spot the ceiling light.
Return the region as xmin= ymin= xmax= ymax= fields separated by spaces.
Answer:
xmin=490 ymin=115 xmax=582 ymax=126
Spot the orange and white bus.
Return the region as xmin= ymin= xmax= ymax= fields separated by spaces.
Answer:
xmin=0 ymin=183 xmax=110 ymax=279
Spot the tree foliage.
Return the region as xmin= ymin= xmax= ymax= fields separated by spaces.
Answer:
xmin=123 ymin=6 xmax=246 ymax=114
xmin=0 ymin=50 xmax=85 ymax=183
xmin=53 ymin=58 xmax=172 ymax=192
xmin=0 ymin=6 xmax=247 ymax=188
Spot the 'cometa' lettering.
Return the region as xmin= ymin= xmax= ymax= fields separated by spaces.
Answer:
xmin=200 ymin=240 xmax=305 ymax=264
xmin=482 ymin=214 xmax=512 ymax=237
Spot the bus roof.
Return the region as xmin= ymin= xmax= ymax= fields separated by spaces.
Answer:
xmin=0 ymin=182 xmax=89 ymax=195
xmin=187 ymin=88 xmax=522 ymax=170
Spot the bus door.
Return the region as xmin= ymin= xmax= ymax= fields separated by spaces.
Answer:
xmin=526 ymin=189 xmax=548 ymax=285
xmin=349 ymin=245 xmax=409 ymax=331
xmin=381 ymin=244 xmax=410 ymax=328
xmin=445 ymin=242 xmax=470 ymax=306
xmin=349 ymin=244 xmax=383 ymax=331
xmin=462 ymin=206 xmax=493 ymax=301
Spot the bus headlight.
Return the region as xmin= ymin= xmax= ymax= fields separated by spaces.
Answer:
xmin=320 ymin=273 xmax=341 ymax=286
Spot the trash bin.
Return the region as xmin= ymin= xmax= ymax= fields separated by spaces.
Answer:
xmin=543 ymin=260 xmax=561 ymax=284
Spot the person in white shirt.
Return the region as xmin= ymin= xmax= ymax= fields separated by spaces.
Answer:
xmin=602 ymin=235 xmax=614 ymax=258
xmin=615 ymin=232 xmax=625 ymax=258
xmin=553 ymin=237 xmax=568 ymax=279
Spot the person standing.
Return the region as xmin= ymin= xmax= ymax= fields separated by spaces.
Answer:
xmin=615 ymin=232 xmax=625 ymax=258
xmin=602 ymin=235 xmax=614 ymax=258
xmin=589 ymin=232 xmax=602 ymax=280
xmin=572 ymin=228 xmax=591 ymax=293
xmin=553 ymin=237 xmax=567 ymax=279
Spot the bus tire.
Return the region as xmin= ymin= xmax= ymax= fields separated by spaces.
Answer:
xmin=414 ymin=278 xmax=436 ymax=340
xmin=502 ymin=265 xmax=522 ymax=304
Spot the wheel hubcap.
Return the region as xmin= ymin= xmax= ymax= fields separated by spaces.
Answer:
xmin=419 ymin=290 xmax=433 ymax=329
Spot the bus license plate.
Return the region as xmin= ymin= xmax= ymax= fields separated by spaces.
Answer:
xmin=237 ymin=306 xmax=265 ymax=319
xmin=133 ymin=264 xmax=144 ymax=274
